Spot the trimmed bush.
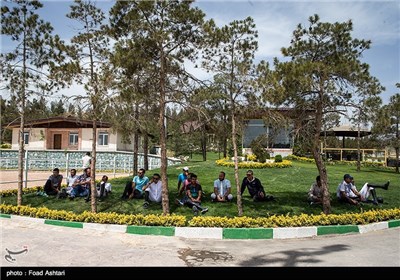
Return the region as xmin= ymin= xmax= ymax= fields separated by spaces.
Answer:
xmin=274 ymin=154 xmax=283 ymax=163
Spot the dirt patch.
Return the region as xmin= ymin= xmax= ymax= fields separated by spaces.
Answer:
xmin=178 ymin=248 xmax=233 ymax=267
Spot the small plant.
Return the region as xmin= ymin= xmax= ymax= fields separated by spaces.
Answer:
xmin=275 ymin=154 xmax=283 ymax=163
xmin=250 ymin=135 xmax=269 ymax=163
xmin=247 ymin=154 xmax=257 ymax=161
xmin=0 ymin=143 xmax=11 ymax=149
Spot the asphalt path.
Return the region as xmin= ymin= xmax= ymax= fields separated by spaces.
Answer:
xmin=1 ymin=218 xmax=399 ymax=267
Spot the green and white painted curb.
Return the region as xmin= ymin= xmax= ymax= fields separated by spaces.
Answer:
xmin=1 ymin=214 xmax=399 ymax=240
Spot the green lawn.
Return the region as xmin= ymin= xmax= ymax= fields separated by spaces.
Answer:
xmin=2 ymin=152 xmax=399 ymax=218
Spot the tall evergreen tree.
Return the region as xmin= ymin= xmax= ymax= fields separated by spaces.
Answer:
xmin=373 ymin=87 xmax=400 ymax=173
xmin=66 ymin=0 xmax=112 ymax=212
xmin=110 ymin=0 xmax=205 ymax=215
xmin=260 ymin=15 xmax=384 ymax=214
xmin=349 ymin=96 xmax=382 ymax=172
xmin=202 ymin=17 xmax=258 ymax=216
xmin=1 ymin=96 xmax=20 ymax=144
xmin=1 ymin=0 xmax=67 ymax=205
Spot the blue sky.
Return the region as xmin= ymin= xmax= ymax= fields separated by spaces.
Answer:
xmin=1 ymin=0 xmax=399 ymax=106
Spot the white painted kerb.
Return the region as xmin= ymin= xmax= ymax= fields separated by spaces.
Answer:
xmin=175 ymin=227 xmax=223 ymax=239
xmin=273 ymin=226 xmax=317 ymax=239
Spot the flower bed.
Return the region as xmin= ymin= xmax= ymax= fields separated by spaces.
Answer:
xmin=216 ymin=158 xmax=292 ymax=169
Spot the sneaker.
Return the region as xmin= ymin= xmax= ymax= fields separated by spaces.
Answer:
xmin=143 ymin=202 xmax=149 ymax=209
xmin=309 ymin=202 xmax=314 ymax=206
xmin=192 ymin=205 xmax=198 ymax=216
xmin=383 ymin=181 xmax=390 ymax=190
xmin=175 ymin=198 xmax=183 ymax=206
xmin=84 ymin=198 xmax=90 ymax=203
xmin=201 ymin=208 xmax=208 ymax=214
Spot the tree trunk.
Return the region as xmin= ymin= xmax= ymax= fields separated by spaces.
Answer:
xmin=356 ymin=123 xmax=361 ymax=172
xmin=223 ymin=114 xmax=228 ymax=158
xmin=223 ymin=135 xmax=228 ymax=158
xmin=159 ymin=51 xmax=170 ymax=215
xmin=143 ymin=133 xmax=149 ymax=171
xmin=18 ymin=16 xmax=28 ymax=206
xmin=201 ymin=126 xmax=207 ymax=161
xmin=133 ymin=103 xmax=139 ymax=173
xmin=232 ymin=111 xmax=243 ymax=216
xmin=90 ymin=120 xmax=97 ymax=213
xmin=314 ymin=88 xmax=331 ymax=214
xmin=396 ymin=120 xmax=399 ymax=173
xmin=17 ymin=111 xmax=24 ymax=206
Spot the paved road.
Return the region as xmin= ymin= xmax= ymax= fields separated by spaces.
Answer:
xmin=1 ymin=218 xmax=399 ymax=267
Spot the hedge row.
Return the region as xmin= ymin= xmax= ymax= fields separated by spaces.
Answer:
xmin=1 ymin=204 xmax=399 ymax=228
xmin=215 ymin=158 xmax=292 ymax=169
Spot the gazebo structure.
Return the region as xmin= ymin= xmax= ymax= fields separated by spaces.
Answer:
xmin=320 ymin=125 xmax=387 ymax=164
xmin=321 ymin=125 xmax=371 ymax=148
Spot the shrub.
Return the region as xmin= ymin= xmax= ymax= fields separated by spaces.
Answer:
xmin=188 ymin=209 xmax=400 ymax=228
xmin=247 ymin=154 xmax=257 ymax=161
xmin=0 ymin=143 xmax=11 ymax=149
xmin=216 ymin=158 xmax=292 ymax=169
xmin=274 ymin=154 xmax=283 ymax=163
xmin=250 ymin=135 xmax=269 ymax=163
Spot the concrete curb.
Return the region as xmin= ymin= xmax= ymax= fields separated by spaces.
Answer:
xmin=2 ymin=214 xmax=399 ymax=240
xmin=83 ymin=222 xmax=127 ymax=233
xmin=175 ymin=227 xmax=223 ymax=239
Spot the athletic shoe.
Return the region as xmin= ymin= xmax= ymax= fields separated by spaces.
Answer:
xmin=192 ymin=205 xmax=198 ymax=216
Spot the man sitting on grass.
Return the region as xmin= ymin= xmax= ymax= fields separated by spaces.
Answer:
xmin=308 ymin=175 xmax=323 ymax=205
xmin=211 ymin=171 xmax=233 ymax=202
xmin=142 ymin=173 xmax=162 ymax=209
xmin=44 ymin=168 xmax=63 ymax=196
xmin=337 ymin=174 xmax=389 ymax=206
xmin=241 ymin=169 xmax=274 ymax=202
xmin=181 ymin=174 xmax=208 ymax=215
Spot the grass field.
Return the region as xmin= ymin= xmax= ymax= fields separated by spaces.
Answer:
xmin=2 ymin=152 xmax=399 ymax=218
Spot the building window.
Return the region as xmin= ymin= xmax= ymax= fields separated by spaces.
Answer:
xmin=69 ymin=132 xmax=78 ymax=145
xmin=23 ymin=132 xmax=29 ymax=145
xmin=98 ymin=132 xmax=108 ymax=146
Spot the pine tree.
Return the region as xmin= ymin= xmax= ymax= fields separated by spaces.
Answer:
xmin=260 ymin=15 xmax=384 ymax=214
xmin=1 ymin=0 xmax=67 ymax=205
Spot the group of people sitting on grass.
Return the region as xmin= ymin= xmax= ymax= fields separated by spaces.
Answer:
xmin=308 ymin=174 xmax=389 ymax=206
xmin=174 ymin=167 xmax=275 ymax=215
xmin=43 ymin=166 xmax=389 ymax=211
xmin=43 ymin=167 xmax=112 ymax=202
xmin=120 ymin=168 xmax=163 ymax=209
xmin=117 ymin=166 xmax=275 ymax=215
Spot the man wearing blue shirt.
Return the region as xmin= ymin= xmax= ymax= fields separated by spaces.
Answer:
xmin=121 ymin=168 xmax=149 ymax=199
xmin=177 ymin=166 xmax=189 ymax=193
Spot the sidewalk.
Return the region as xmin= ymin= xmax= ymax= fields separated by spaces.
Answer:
xmin=1 ymin=217 xmax=399 ymax=267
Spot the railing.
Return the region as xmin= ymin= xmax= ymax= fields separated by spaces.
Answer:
xmin=0 ymin=150 xmax=181 ymax=188
xmin=321 ymin=147 xmax=387 ymax=165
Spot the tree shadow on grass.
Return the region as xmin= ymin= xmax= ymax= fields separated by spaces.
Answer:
xmin=6 ymin=185 xmax=393 ymax=218
xmin=239 ymin=191 xmax=383 ymax=216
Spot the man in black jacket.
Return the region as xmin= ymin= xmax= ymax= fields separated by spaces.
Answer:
xmin=241 ymin=170 xmax=274 ymax=202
